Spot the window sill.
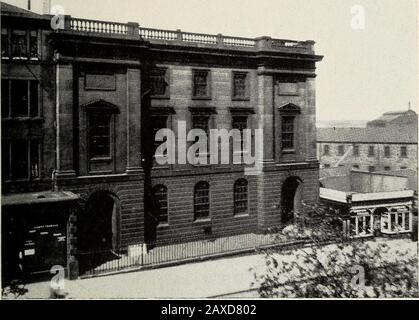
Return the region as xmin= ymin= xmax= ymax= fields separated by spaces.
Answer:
xmin=90 ymin=157 xmax=112 ymax=163
xmin=157 ymin=223 xmax=170 ymax=228
xmin=234 ymin=213 xmax=250 ymax=218
xmin=282 ymin=149 xmax=296 ymax=155
xmin=194 ymin=218 xmax=211 ymax=223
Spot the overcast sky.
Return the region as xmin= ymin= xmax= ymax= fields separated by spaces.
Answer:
xmin=5 ymin=0 xmax=418 ymax=121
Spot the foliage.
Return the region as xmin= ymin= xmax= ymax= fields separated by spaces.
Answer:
xmin=252 ymin=203 xmax=419 ymax=298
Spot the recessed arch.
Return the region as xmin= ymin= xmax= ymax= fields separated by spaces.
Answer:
xmin=281 ymin=176 xmax=303 ymax=224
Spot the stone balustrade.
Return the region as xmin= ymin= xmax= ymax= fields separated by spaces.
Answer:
xmin=67 ymin=17 xmax=314 ymax=52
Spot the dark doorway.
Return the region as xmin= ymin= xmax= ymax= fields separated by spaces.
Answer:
xmin=78 ymin=191 xmax=120 ymax=274
xmin=281 ymin=176 xmax=303 ymax=224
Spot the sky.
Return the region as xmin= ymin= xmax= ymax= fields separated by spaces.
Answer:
xmin=5 ymin=0 xmax=418 ymax=121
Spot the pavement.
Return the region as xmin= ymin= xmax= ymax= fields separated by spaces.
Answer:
xmin=5 ymin=238 xmax=417 ymax=299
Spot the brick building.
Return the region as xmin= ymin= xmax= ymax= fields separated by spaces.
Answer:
xmin=317 ymin=118 xmax=418 ymax=173
xmin=1 ymin=3 xmax=323 ymax=277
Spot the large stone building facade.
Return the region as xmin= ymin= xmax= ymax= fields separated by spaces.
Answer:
xmin=1 ymin=3 xmax=322 ymax=277
xmin=317 ymin=122 xmax=418 ymax=173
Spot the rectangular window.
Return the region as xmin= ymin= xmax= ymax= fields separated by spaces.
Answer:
xmin=232 ymin=72 xmax=249 ymax=100
xmin=193 ymin=70 xmax=210 ymax=98
xmin=89 ymin=113 xmax=111 ymax=159
xmin=1 ymin=28 xmax=9 ymax=58
xmin=11 ymin=80 xmax=29 ymax=117
xmin=323 ymin=145 xmax=330 ymax=155
xmin=232 ymin=115 xmax=248 ymax=153
xmin=4 ymin=80 xmax=38 ymax=118
xmin=29 ymin=30 xmax=38 ymax=59
xmin=324 ymin=164 xmax=331 ymax=168
xmin=384 ymin=146 xmax=391 ymax=158
xmin=368 ymin=146 xmax=375 ymax=157
xmin=401 ymin=146 xmax=408 ymax=158
xmin=11 ymin=29 xmax=28 ymax=59
xmin=281 ymin=116 xmax=295 ymax=150
xmin=2 ymin=140 xmax=40 ymax=181
xmin=353 ymin=145 xmax=359 ymax=157
xmin=353 ymin=164 xmax=360 ymax=169
xmin=384 ymin=166 xmax=391 ymax=171
xmin=338 ymin=145 xmax=345 ymax=156
xmin=150 ymin=68 xmax=168 ymax=97
xmin=368 ymin=166 xmax=375 ymax=173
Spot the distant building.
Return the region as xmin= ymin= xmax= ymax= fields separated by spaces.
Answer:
xmin=367 ymin=109 xmax=418 ymax=128
xmin=317 ymin=117 xmax=418 ymax=173
xmin=320 ymin=171 xmax=415 ymax=239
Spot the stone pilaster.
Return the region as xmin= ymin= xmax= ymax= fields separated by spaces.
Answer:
xmin=55 ymin=63 xmax=76 ymax=178
xmin=126 ymin=68 xmax=142 ymax=174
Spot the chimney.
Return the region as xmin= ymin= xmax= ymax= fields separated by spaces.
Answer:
xmin=43 ymin=0 xmax=51 ymax=14
xmin=27 ymin=0 xmax=31 ymax=10
xmin=408 ymin=101 xmax=411 ymax=111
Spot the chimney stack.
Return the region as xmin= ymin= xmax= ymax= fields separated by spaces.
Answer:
xmin=27 ymin=0 xmax=31 ymax=10
xmin=43 ymin=0 xmax=51 ymax=14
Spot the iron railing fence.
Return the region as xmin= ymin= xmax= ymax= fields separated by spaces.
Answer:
xmin=77 ymin=232 xmax=312 ymax=277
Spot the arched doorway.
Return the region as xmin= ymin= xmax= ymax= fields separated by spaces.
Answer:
xmin=78 ymin=191 xmax=120 ymax=274
xmin=79 ymin=191 xmax=120 ymax=253
xmin=281 ymin=176 xmax=303 ymax=224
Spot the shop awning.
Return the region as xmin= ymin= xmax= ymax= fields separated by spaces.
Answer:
xmin=2 ymin=191 xmax=79 ymax=207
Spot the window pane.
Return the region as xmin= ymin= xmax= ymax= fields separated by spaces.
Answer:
xmin=401 ymin=146 xmax=407 ymax=157
xmin=353 ymin=145 xmax=359 ymax=156
xmin=1 ymin=28 xmax=9 ymax=58
xmin=2 ymin=80 xmax=9 ymax=117
xmin=12 ymin=140 xmax=29 ymax=180
xmin=29 ymin=30 xmax=38 ymax=59
xmin=384 ymin=146 xmax=390 ymax=157
xmin=193 ymin=71 xmax=208 ymax=97
xmin=194 ymin=182 xmax=210 ymax=219
xmin=281 ymin=116 xmax=295 ymax=150
xmin=233 ymin=73 xmax=247 ymax=98
xmin=150 ymin=69 xmax=167 ymax=96
xmin=89 ymin=113 xmax=111 ymax=158
xmin=2 ymin=141 xmax=10 ymax=181
xmin=29 ymin=81 xmax=38 ymax=117
xmin=234 ymin=179 xmax=248 ymax=215
xmin=11 ymin=30 xmax=27 ymax=58
xmin=11 ymin=80 xmax=28 ymax=117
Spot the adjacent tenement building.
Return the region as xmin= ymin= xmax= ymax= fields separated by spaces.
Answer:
xmin=317 ymin=112 xmax=418 ymax=173
xmin=1 ymin=3 xmax=323 ymax=278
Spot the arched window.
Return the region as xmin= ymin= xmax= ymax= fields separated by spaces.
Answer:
xmin=234 ymin=179 xmax=248 ymax=215
xmin=152 ymin=185 xmax=168 ymax=224
xmin=194 ymin=181 xmax=210 ymax=220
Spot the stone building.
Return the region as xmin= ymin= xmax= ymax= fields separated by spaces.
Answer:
xmin=317 ymin=120 xmax=418 ymax=173
xmin=1 ymin=3 xmax=323 ymax=277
